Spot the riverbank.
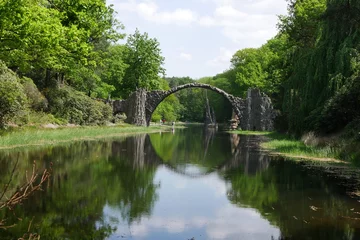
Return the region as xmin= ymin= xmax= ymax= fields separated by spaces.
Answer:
xmin=0 ymin=124 xmax=182 ymax=149
xmin=231 ymin=130 xmax=345 ymax=163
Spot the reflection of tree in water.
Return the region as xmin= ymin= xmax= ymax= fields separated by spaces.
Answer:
xmin=0 ymin=137 xmax=160 ymax=239
xmin=221 ymin=134 xmax=271 ymax=174
xmin=149 ymin=128 xmax=234 ymax=177
xmin=109 ymin=136 xmax=160 ymax=223
xmin=224 ymin=143 xmax=360 ymax=240
xmin=222 ymin=134 xmax=278 ymax=224
xmin=202 ymin=127 xmax=216 ymax=161
xmin=2 ymin=130 xmax=360 ymax=240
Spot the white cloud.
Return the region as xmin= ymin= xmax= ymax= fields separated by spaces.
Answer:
xmin=105 ymin=204 xmax=280 ymax=239
xmin=215 ymin=5 xmax=247 ymax=18
xmin=195 ymin=0 xmax=287 ymax=43
xmin=198 ymin=16 xmax=216 ymax=27
xmin=114 ymin=0 xmax=197 ymax=26
xmin=207 ymin=47 xmax=234 ymax=67
xmin=179 ymin=52 xmax=193 ymax=61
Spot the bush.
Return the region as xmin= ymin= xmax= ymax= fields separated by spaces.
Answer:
xmin=342 ymin=118 xmax=360 ymax=141
xmin=14 ymin=111 xmax=64 ymax=126
xmin=0 ymin=61 xmax=28 ymax=127
xmin=20 ymin=77 xmax=48 ymax=111
xmin=315 ymin=77 xmax=360 ymax=134
xmin=46 ymin=86 xmax=113 ymax=125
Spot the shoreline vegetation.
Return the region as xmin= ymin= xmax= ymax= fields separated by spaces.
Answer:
xmin=231 ymin=130 xmax=358 ymax=164
xmin=0 ymin=124 xmax=183 ymax=150
xmin=0 ymin=0 xmax=359 ymax=165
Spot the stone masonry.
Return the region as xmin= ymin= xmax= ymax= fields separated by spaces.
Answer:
xmin=112 ymin=83 xmax=275 ymax=131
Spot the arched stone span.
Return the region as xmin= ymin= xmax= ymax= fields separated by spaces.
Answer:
xmin=145 ymin=83 xmax=245 ymax=126
xmin=113 ymin=84 xmax=275 ymax=131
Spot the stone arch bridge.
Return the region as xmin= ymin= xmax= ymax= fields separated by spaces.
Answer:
xmin=112 ymin=83 xmax=274 ymax=131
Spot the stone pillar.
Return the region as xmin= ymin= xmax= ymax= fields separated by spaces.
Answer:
xmin=125 ymin=89 xmax=147 ymax=126
xmin=243 ymin=89 xmax=274 ymax=131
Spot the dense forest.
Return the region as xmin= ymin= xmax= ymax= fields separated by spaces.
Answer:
xmin=0 ymin=0 xmax=359 ymax=139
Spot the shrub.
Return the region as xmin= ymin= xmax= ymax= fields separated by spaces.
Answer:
xmin=46 ymin=86 xmax=112 ymax=125
xmin=0 ymin=61 xmax=27 ymax=127
xmin=14 ymin=111 xmax=64 ymax=126
xmin=20 ymin=77 xmax=48 ymax=111
xmin=315 ymin=77 xmax=360 ymax=134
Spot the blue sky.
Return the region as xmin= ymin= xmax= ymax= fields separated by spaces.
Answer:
xmin=108 ymin=0 xmax=288 ymax=79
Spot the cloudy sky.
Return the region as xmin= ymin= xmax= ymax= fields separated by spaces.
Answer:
xmin=108 ymin=0 xmax=288 ymax=79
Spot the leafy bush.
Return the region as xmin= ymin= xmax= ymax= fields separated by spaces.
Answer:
xmin=46 ymin=86 xmax=112 ymax=125
xmin=21 ymin=77 xmax=48 ymax=111
xmin=0 ymin=61 xmax=28 ymax=127
xmin=14 ymin=111 xmax=64 ymax=126
xmin=315 ymin=77 xmax=360 ymax=133
xmin=342 ymin=118 xmax=360 ymax=141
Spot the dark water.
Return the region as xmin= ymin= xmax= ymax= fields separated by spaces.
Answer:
xmin=1 ymin=127 xmax=360 ymax=240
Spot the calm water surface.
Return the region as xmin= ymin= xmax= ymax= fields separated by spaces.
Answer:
xmin=1 ymin=127 xmax=360 ymax=239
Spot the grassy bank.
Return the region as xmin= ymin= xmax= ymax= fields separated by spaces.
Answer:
xmin=231 ymin=130 xmax=342 ymax=162
xmin=0 ymin=124 xmax=180 ymax=149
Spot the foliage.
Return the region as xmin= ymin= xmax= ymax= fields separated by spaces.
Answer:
xmin=100 ymin=45 xmax=129 ymax=98
xmin=120 ymin=29 xmax=165 ymax=98
xmin=151 ymin=94 xmax=183 ymax=122
xmin=13 ymin=111 xmax=63 ymax=127
xmin=20 ymin=77 xmax=48 ymax=111
xmin=279 ymin=0 xmax=360 ymax=134
xmin=0 ymin=62 xmax=27 ymax=127
xmin=151 ymin=79 xmax=184 ymax=122
xmin=277 ymin=0 xmax=326 ymax=48
xmin=166 ymin=76 xmax=193 ymax=88
xmin=231 ymin=48 xmax=268 ymax=96
xmin=315 ymin=77 xmax=360 ymax=133
xmin=46 ymin=86 xmax=112 ymax=125
xmin=0 ymin=0 xmax=124 ymax=95
xmin=164 ymin=77 xmax=207 ymax=122
xmin=211 ymin=0 xmax=360 ymax=136
xmin=162 ymin=76 xmax=235 ymax=123
xmin=199 ymin=77 xmax=233 ymax=122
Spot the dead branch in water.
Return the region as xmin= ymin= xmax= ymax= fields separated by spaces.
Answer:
xmin=0 ymin=160 xmax=52 ymax=230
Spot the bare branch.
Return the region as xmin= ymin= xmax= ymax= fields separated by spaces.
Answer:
xmin=0 ymin=161 xmax=52 ymax=231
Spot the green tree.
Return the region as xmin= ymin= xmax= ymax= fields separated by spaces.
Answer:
xmin=0 ymin=0 xmax=71 ymax=73
xmin=100 ymin=45 xmax=129 ymax=98
xmin=278 ymin=0 xmax=360 ymax=134
xmin=121 ymin=29 xmax=165 ymax=98
xmin=0 ymin=0 xmax=123 ymax=91
xmin=151 ymin=79 xmax=184 ymax=122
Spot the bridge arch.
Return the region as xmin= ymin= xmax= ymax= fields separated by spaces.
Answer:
xmin=145 ymin=83 xmax=245 ymax=126
xmin=112 ymin=84 xmax=274 ymax=131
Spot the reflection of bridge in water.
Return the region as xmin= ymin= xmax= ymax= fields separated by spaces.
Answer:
xmin=110 ymin=129 xmax=271 ymax=178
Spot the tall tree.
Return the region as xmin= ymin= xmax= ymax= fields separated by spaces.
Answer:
xmin=121 ymin=29 xmax=165 ymax=98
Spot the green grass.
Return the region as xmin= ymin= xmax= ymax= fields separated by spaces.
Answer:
xmin=0 ymin=124 xmax=178 ymax=149
xmin=229 ymin=130 xmax=273 ymax=135
xmin=232 ymin=130 xmax=340 ymax=161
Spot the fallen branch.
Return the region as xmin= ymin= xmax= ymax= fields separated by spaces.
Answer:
xmin=0 ymin=161 xmax=52 ymax=230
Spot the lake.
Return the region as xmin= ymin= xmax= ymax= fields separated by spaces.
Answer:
xmin=1 ymin=126 xmax=360 ymax=239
